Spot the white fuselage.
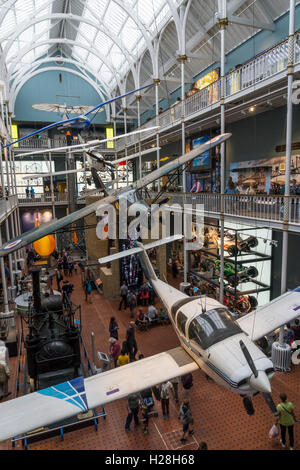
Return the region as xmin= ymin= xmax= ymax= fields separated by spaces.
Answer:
xmin=151 ymin=278 xmax=274 ymax=396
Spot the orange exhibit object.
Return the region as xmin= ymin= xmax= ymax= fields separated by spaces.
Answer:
xmin=32 ymin=217 xmax=56 ymax=257
xmin=74 ymin=231 xmax=78 ymax=245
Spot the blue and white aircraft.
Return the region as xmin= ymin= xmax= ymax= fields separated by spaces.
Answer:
xmin=2 ymin=84 xmax=153 ymax=149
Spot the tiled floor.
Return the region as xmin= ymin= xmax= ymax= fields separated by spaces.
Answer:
xmin=1 ymin=269 xmax=300 ymax=451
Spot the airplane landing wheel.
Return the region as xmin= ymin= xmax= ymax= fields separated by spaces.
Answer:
xmin=242 ymin=396 xmax=255 ymax=416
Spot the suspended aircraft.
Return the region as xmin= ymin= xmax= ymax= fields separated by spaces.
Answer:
xmin=2 ymin=84 xmax=153 ymax=149
xmin=32 ymin=103 xmax=104 ymax=115
xmin=0 ymin=233 xmax=299 ymax=441
xmin=0 ymin=133 xmax=231 ymax=256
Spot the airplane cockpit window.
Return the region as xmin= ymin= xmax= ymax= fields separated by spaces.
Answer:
xmin=188 ymin=308 xmax=242 ymax=350
xmin=176 ymin=311 xmax=188 ymax=336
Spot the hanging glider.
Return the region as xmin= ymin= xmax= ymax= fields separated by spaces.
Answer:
xmin=0 ymin=133 xmax=231 ymax=256
xmin=32 ymin=104 xmax=104 ymax=115
xmin=0 ymin=235 xmax=299 ymax=441
xmin=2 ymin=84 xmax=154 ymax=149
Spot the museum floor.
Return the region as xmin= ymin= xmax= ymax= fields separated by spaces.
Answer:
xmin=0 ymin=270 xmax=299 ymax=451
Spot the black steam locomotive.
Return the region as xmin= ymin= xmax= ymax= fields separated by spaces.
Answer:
xmin=25 ymin=269 xmax=81 ymax=391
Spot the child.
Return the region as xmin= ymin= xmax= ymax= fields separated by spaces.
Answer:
xmin=141 ymin=404 xmax=149 ymax=434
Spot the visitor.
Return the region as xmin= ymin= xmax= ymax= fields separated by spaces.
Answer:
xmin=68 ymin=262 xmax=74 ymax=277
xmin=25 ymin=186 xmax=30 ymax=198
xmin=119 ymin=281 xmax=128 ymax=310
xmin=108 ymin=337 xmax=121 ymax=368
xmin=145 ymin=305 xmax=157 ymax=323
xmin=126 ymin=321 xmax=138 ymax=362
xmin=291 ymin=318 xmax=300 ymax=341
xmin=56 ymin=268 xmax=63 ymax=292
xmin=190 ymin=179 xmax=202 ymax=193
xmin=62 ymin=280 xmax=73 ymax=300
xmin=117 ymin=347 xmax=130 ymax=367
xmin=0 ymin=358 xmax=10 ymax=400
xmin=141 ymin=404 xmax=149 ymax=434
xmin=109 ymin=316 xmax=119 ymax=340
xmin=84 ymin=278 xmax=92 ymax=303
xmin=172 ymin=259 xmax=178 ymax=278
xmin=178 ymin=400 xmax=194 ymax=444
xmin=170 ymin=376 xmax=180 ymax=404
xmin=30 ymin=186 xmax=35 ymax=198
xmin=125 ymin=392 xmax=141 ymax=432
xmin=74 ymin=262 xmax=78 ymax=274
xmin=140 ymin=283 xmax=150 ymax=306
xmin=127 ymin=290 xmax=136 ymax=319
xmin=276 ymin=393 xmax=297 ymax=450
xmin=246 ymin=183 xmax=256 ymax=196
xmin=225 ymin=177 xmax=237 ymax=194
xmin=158 ymin=107 xmax=163 ymax=115
xmin=160 ymin=380 xmax=173 ymax=419
xmin=135 ymin=309 xmax=148 ymax=329
xmin=181 ymin=373 xmax=193 ymax=401
xmin=284 ymin=323 xmax=295 ymax=345
xmin=290 ymin=179 xmax=299 ymax=195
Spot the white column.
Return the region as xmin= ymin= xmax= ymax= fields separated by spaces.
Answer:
xmin=280 ymin=0 xmax=295 ymax=344
xmin=218 ymin=6 xmax=228 ymax=304
xmin=154 ymin=79 xmax=161 ymax=192
xmin=136 ymin=95 xmax=142 ymax=180
xmin=122 ymin=106 xmax=128 ymax=186
xmin=48 ymin=144 xmax=57 ymax=244
xmin=179 ymin=56 xmax=188 ymax=283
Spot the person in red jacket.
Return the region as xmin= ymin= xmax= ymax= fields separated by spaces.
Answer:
xmin=109 ymin=337 xmax=121 ymax=368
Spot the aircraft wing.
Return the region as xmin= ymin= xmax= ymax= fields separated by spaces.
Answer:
xmin=0 ymin=132 xmax=231 ymax=257
xmin=236 ymin=289 xmax=300 ymax=341
xmin=0 ymin=346 xmax=198 ymax=442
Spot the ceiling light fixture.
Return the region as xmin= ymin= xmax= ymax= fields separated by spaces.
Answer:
xmin=249 ymin=106 xmax=255 ymax=112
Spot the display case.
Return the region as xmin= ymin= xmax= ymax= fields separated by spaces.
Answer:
xmin=189 ymin=222 xmax=273 ymax=314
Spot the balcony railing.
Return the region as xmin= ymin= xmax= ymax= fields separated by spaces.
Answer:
xmin=115 ymin=32 xmax=300 ymax=151
xmin=150 ymin=192 xmax=300 ymax=226
xmin=18 ymin=192 xmax=68 ymax=204
xmin=16 ymin=138 xmax=113 ymax=151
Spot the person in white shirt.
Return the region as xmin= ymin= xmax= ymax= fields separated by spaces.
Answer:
xmin=160 ymin=381 xmax=174 ymax=419
xmin=145 ymin=305 xmax=157 ymax=323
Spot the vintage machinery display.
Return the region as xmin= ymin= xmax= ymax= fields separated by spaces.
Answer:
xmin=23 ymin=268 xmax=82 ymax=391
xmin=209 ymin=259 xmax=259 ymax=287
xmin=189 ymin=224 xmax=272 ymax=312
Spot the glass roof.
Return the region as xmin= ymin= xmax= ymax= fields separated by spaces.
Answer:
xmin=0 ymin=0 xmax=183 ymax=96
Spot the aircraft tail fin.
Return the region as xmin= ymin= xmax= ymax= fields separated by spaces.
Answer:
xmin=99 ymin=235 xmax=183 ymax=281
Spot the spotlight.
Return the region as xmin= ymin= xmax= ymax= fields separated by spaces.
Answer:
xmin=249 ymin=106 xmax=255 ymax=113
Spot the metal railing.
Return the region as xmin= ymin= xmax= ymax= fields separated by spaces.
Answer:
xmin=149 ymin=192 xmax=300 ymax=226
xmin=116 ymin=32 xmax=300 ymax=152
xmin=18 ymin=192 xmax=68 ymax=204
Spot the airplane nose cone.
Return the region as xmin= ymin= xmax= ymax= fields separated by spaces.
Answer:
xmin=249 ymin=371 xmax=271 ymax=394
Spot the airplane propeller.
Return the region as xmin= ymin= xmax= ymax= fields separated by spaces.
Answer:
xmin=239 ymin=339 xmax=258 ymax=378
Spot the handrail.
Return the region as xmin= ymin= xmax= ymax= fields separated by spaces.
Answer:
xmin=147 ymin=191 xmax=300 ymax=226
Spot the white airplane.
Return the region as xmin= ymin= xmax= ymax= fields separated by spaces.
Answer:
xmin=0 ymin=235 xmax=299 ymax=441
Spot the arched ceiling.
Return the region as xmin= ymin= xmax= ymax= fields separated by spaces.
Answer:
xmin=0 ymin=0 xmax=297 ymax=115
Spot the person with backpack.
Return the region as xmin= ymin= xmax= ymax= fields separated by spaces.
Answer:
xmin=160 ymin=381 xmax=173 ymax=419
xmin=85 ymin=278 xmax=92 ymax=303
xmin=178 ymin=400 xmax=194 ymax=444
xmin=125 ymin=392 xmax=141 ymax=432
xmin=276 ymin=393 xmax=297 ymax=450
xmin=109 ymin=317 xmax=119 ymax=340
